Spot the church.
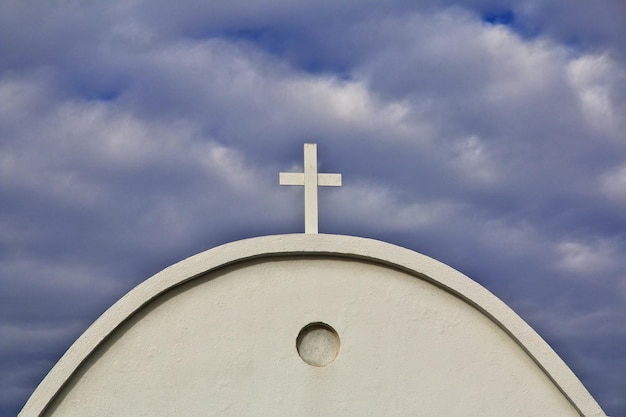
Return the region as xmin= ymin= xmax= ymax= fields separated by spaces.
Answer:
xmin=19 ymin=144 xmax=607 ymax=416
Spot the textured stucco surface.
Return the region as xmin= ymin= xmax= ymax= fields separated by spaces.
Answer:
xmin=20 ymin=234 xmax=606 ymax=416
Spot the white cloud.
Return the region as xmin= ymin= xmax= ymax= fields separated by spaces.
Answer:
xmin=194 ymin=141 xmax=266 ymax=195
xmin=0 ymin=79 xmax=198 ymax=209
xmin=567 ymin=54 xmax=621 ymax=133
xmin=600 ymin=163 xmax=626 ymax=203
xmin=334 ymin=183 xmax=464 ymax=232
xmin=556 ymin=239 xmax=620 ymax=276
xmin=526 ymin=304 xmax=625 ymax=345
xmin=450 ymin=135 xmax=498 ymax=185
xmin=0 ymin=321 xmax=87 ymax=356
xmin=287 ymin=77 xmax=414 ymax=135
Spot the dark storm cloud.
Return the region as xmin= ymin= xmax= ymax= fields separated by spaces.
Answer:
xmin=1 ymin=0 xmax=624 ymax=415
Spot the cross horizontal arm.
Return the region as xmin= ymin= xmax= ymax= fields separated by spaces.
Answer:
xmin=280 ymin=173 xmax=341 ymax=187
xmin=279 ymin=172 xmax=305 ymax=186
xmin=318 ymin=173 xmax=342 ymax=187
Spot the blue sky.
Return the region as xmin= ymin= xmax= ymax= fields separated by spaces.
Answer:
xmin=1 ymin=0 xmax=625 ymax=415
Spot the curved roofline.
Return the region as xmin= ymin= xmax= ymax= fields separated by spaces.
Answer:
xmin=20 ymin=234 xmax=606 ymax=417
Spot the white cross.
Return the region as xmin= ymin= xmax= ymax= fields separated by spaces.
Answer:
xmin=280 ymin=143 xmax=342 ymax=234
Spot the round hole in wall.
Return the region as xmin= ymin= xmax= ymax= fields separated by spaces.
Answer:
xmin=296 ymin=322 xmax=340 ymax=367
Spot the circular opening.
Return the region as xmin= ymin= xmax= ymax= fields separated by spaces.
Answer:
xmin=296 ymin=322 xmax=340 ymax=367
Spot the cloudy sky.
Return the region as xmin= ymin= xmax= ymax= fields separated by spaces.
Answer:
xmin=1 ymin=0 xmax=625 ymax=415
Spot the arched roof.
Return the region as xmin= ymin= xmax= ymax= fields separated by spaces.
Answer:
xmin=20 ymin=234 xmax=606 ymax=416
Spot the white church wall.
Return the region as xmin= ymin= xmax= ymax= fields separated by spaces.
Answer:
xmin=20 ymin=234 xmax=607 ymax=417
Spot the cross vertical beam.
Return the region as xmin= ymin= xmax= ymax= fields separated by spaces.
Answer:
xmin=280 ymin=143 xmax=342 ymax=234
xmin=303 ymin=143 xmax=318 ymax=234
